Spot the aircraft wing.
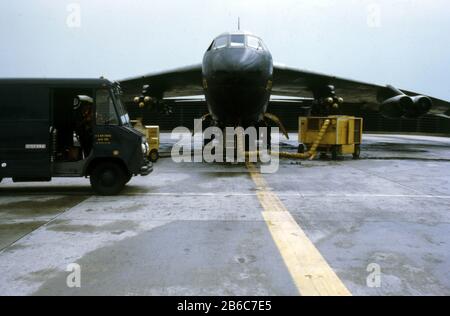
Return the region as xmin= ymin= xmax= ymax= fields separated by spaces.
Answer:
xmin=119 ymin=62 xmax=450 ymax=117
xmin=119 ymin=64 xmax=204 ymax=102
xmin=272 ymin=63 xmax=450 ymax=117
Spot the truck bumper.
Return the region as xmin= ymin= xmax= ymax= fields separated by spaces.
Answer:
xmin=140 ymin=160 xmax=153 ymax=176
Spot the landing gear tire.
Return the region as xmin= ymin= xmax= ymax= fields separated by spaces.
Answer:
xmin=149 ymin=149 xmax=159 ymax=163
xmin=353 ymin=145 xmax=361 ymax=160
xmin=266 ymin=128 xmax=272 ymax=151
xmin=90 ymin=162 xmax=127 ymax=196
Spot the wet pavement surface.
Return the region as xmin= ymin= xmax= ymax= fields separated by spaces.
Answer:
xmin=0 ymin=133 xmax=449 ymax=295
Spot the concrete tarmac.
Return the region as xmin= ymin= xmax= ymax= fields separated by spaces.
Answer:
xmin=0 ymin=133 xmax=449 ymax=295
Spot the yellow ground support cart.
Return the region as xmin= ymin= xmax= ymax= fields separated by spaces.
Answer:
xmin=298 ymin=116 xmax=363 ymax=160
xmin=131 ymin=120 xmax=160 ymax=162
xmin=145 ymin=125 xmax=160 ymax=162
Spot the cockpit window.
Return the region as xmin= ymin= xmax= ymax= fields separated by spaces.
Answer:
xmin=213 ymin=36 xmax=228 ymax=49
xmin=247 ymin=36 xmax=264 ymax=50
xmin=230 ymin=34 xmax=245 ymax=47
xmin=209 ymin=34 xmax=268 ymax=51
xmin=259 ymin=40 xmax=268 ymax=51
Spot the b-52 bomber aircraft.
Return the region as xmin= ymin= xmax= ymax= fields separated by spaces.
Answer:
xmin=119 ymin=31 xmax=450 ymax=140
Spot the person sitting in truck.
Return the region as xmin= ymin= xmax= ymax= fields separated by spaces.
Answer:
xmin=73 ymin=95 xmax=94 ymax=158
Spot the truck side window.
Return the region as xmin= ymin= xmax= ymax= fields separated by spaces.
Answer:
xmin=96 ymin=89 xmax=118 ymax=125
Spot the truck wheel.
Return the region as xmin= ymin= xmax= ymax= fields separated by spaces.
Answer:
xmin=149 ymin=149 xmax=159 ymax=162
xmin=125 ymin=172 xmax=133 ymax=184
xmin=90 ymin=162 xmax=127 ymax=196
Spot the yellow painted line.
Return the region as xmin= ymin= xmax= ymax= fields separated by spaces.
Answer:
xmin=246 ymin=162 xmax=351 ymax=296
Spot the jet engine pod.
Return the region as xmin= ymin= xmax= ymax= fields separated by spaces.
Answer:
xmin=404 ymin=95 xmax=432 ymax=118
xmin=380 ymin=95 xmax=413 ymax=118
xmin=378 ymin=85 xmax=433 ymax=118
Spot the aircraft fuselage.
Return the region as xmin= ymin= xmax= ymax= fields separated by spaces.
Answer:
xmin=202 ymin=32 xmax=273 ymax=128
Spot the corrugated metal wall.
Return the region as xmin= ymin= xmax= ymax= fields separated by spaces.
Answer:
xmin=126 ymin=102 xmax=450 ymax=135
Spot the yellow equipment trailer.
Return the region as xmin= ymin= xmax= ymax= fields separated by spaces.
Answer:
xmin=130 ymin=120 xmax=160 ymax=162
xmin=145 ymin=125 xmax=160 ymax=162
xmin=299 ymin=116 xmax=363 ymax=160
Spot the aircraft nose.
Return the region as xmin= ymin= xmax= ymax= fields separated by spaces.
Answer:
xmin=213 ymin=49 xmax=264 ymax=75
xmin=222 ymin=49 xmax=250 ymax=73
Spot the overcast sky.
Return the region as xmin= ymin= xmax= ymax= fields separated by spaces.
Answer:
xmin=0 ymin=0 xmax=448 ymax=99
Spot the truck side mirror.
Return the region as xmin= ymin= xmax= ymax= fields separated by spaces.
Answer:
xmin=73 ymin=96 xmax=81 ymax=110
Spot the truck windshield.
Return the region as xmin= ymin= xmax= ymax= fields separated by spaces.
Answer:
xmin=113 ymin=92 xmax=130 ymax=125
xmin=96 ymin=89 xmax=119 ymax=125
